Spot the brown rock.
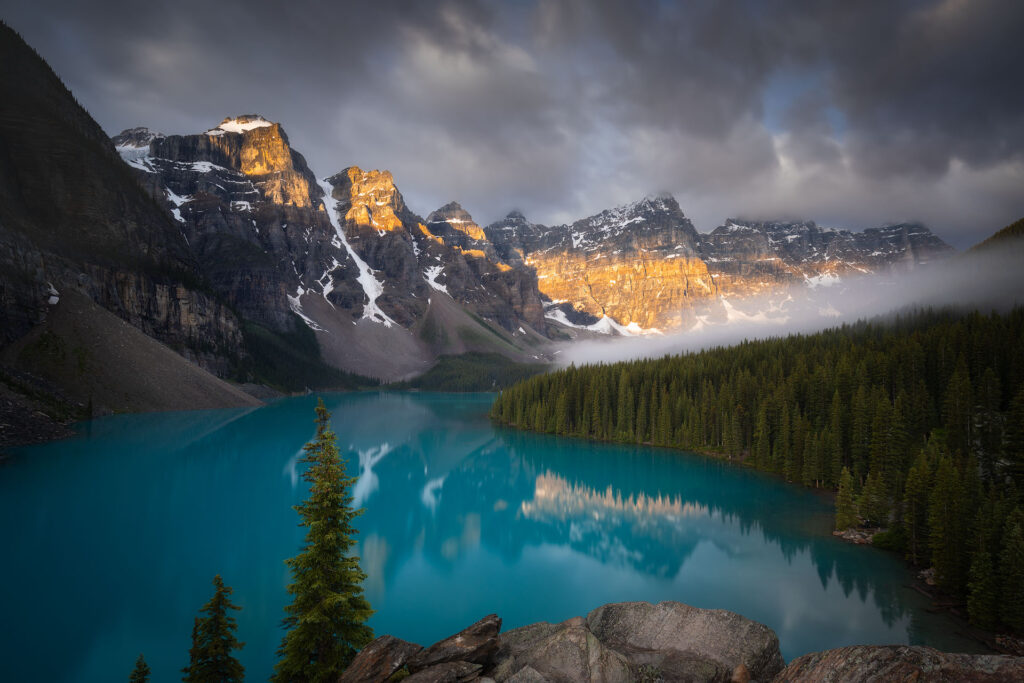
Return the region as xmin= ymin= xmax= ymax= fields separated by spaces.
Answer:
xmin=404 ymin=661 xmax=484 ymax=683
xmin=731 ymin=662 xmax=750 ymax=683
xmin=408 ymin=615 xmax=502 ymax=673
xmin=338 ymin=634 xmax=423 ymax=683
xmin=586 ymin=601 xmax=784 ymax=682
xmin=774 ymin=645 xmax=1024 ymax=682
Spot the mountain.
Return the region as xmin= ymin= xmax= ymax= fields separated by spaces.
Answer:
xmin=0 ymin=21 xmax=276 ymax=431
xmin=486 ymin=203 xmax=954 ymax=332
xmin=0 ymin=20 xmax=963 ymax=439
xmin=971 ymin=216 xmax=1024 ymax=251
xmin=113 ymin=120 xmax=550 ymax=380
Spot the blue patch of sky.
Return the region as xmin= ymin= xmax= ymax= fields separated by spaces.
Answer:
xmin=761 ymin=67 xmax=847 ymax=138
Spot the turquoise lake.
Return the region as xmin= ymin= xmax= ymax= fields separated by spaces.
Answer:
xmin=0 ymin=392 xmax=979 ymax=682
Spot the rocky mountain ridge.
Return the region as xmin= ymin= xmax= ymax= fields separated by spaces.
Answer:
xmin=486 ymin=201 xmax=954 ymax=331
xmin=113 ymin=118 xmax=550 ymax=379
xmin=0 ymin=18 xmax=959 ymax=414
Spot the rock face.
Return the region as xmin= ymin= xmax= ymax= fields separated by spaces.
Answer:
xmin=336 ymin=601 xmax=786 ymax=683
xmin=114 ymin=114 xmax=551 ymax=378
xmin=775 ymin=645 xmax=1024 ymax=682
xmin=486 ymin=204 xmax=954 ymax=332
xmin=338 ymin=604 xmax=1024 ymax=683
xmin=0 ymin=22 xmax=243 ymax=377
xmin=339 ymin=635 xmax=424 ymax=683
xmin=407 ymin=614 xmax=502 ymax=672
xmin=487 ymin=196 xmax=717 ymax=331
xmin=586 ymin=602 xmax=784 ymax=682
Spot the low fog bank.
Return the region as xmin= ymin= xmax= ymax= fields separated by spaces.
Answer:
xmin=558 ymin=243 xmax=1024 ymax=367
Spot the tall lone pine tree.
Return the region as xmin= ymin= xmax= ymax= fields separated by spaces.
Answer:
xmin=273 ymin=399 xmax=374 ymax=683
xmin=182 ymin=575 xmax=245 ymax=683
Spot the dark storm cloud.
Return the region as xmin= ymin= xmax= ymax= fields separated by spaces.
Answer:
xmin=2 ymin=0 xmax=1022 ymax=245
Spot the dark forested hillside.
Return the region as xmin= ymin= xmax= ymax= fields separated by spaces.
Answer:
xmin=491 ymin=308 xmax=1024 ymax=632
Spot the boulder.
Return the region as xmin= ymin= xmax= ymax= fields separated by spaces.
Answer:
xmin=489 ymin=616 xmax=632 ymax=682
xmin=408 ymin=614 xmax=502 ymax=672
xmin=338 ymin=635 xmax=423 ymax=683
xmin=586 ymin=601 xmax=784 ymax=682
xmin=774 ymin=645 xmax=1024 ymax=682
xmin=404 ymin=661 xmax=483 ymax=682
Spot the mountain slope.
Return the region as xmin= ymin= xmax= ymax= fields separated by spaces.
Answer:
xmin=2 ymin=292 xmax=261 ymax=414
xmin=971 ymin=216 xmax=1024 ymax=251
xmin=0 ymin=21 xmax=243 ymax=374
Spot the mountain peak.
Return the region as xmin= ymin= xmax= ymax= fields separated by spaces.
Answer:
xmin=112 ymin=127 xmax=163 ymax=150
xmin=427 ymin=201 xmax=486 ymax=241
xmin=206 ymin=114 xmax=275 ymax=136
xmin=328 ymin=166 xmax=407 ymax=232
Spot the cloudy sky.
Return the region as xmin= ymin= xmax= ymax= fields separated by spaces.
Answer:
xmin=4 ymin=0 xmax=1022 ymax=245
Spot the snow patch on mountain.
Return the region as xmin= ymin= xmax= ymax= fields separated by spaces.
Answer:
xmin=206 ymin=116 xmax=274 ymax=136
xmin=287 ymin=286 xmax=326 ymax=331
xmin=544 ymin=307 xmax=660 ymax=336
xmin=317 ymin=179 xmax=396 ymax=327
xmin=423 ymin=265 xmax=449 ymax=294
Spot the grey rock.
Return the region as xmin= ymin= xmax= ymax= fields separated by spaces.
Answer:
xmin=408 ymin=614 xmax=502 ymax=672
xmin=505 ymin=665 xmax=548 ymax=682
xmin=774 ymin=645 xmax=1024 ymax=682
xmin=490 ymin=617 xmax=632 ymax=683
xmin=338 ymin=634 xmax=423 ymax=683
xmin=404 ymin=661 xmax=483 ymax=682
xmin=586 ymin=601 xmax=784 ymax=682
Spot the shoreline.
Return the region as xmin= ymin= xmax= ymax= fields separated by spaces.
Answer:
xmin=491 ymin=416 xmax=1023 ymax=656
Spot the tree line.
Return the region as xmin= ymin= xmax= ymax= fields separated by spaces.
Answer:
xmin=130 ymin=399 xmax=373 ymax=682
xmin=490 ymin=307 xmax=1024 ymax=632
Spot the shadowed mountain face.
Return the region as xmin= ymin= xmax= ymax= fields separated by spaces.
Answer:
xmin=0 ymin=21 xmax=242 ymax=375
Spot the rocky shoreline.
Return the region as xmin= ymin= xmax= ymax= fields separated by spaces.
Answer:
xmin=338 ymin=601 xmax=1024 ymax=682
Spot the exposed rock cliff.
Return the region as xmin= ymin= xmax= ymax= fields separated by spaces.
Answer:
xmin=487 ymin=201 xmax=954 ymax=333
xmin=0 ymin=21 xmax=243 ymax=375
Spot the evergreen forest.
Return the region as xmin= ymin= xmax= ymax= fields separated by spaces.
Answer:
xmin=490 ymin=307 xmax=1024 ymax=631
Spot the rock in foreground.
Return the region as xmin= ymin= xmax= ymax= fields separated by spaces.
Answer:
xmin=775 ymin=645 xmax=1024 ymax=682
xmin=337 ymin=603 xmax=1024 ymax=682
xmin=587 ymin=601 xmax=784 ymax=681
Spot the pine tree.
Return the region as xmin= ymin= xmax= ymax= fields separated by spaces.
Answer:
xmin=130 ymin=654 xmax=150 ymax=683
xmin=943 ymin=355 xmax=972 ymax=456
xmin=929 ymin=456 xmax=968 ymax=595
xmin=273 ymin=399 xmax=374 ymax=683
xmin=1004 ymin=387 xmax=1024 ymax=484
xmin=902 ymin=448 xmax=932 ymax=565
xmin=857 ymin=469 xmax=890 ymax=527
xmin=967 ymin=534 xmax=998 ymax=629
xmin=999 ymin=509 xmax=1024 ymax=631
xmin=835 ymin=467 xmax=858 ymax=530
xmin=182 ymin=575 xmax=244 ymax=683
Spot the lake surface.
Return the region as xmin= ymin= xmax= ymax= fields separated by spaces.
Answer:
xmin=0 ymin=392 xmax=979 ymax=682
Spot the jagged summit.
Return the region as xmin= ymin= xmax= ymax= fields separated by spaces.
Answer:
xmin=111 ymin=127 xmax=164 ymax=149
xmin=206 ymin=114 xmax=274 ymax=136
xmin=427 ymin=201 xmax=487 ymax=241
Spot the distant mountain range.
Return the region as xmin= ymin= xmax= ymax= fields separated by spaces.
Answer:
xmin=108 ymin=113 xmax=954 ymax=377
xmin=0 ymin=20 xmax=994 ymax=433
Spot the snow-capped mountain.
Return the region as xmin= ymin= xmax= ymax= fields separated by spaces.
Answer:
xmin=112 ymin=118 xmax=547 ymax=379
xmin=486 ymin=204 xmax=954 ymax=333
